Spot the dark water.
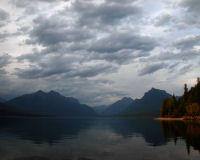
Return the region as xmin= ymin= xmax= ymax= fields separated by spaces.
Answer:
xmin=0 ymin=117 xmax=200 ymax=160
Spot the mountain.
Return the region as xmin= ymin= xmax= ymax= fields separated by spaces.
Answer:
xmin=7 ymin=90 xmax=97 ymax=117
xmin=0 ymin=97 xmax=6 ymax=103
xmin=93 ymin=105 xmax=108 ymax=114
xmin=102 ymin=97 xmax=134 ymax=116
xmin=102 ymin=88 xmax=172 ymax=116
xmin=122 ymin=88 xmax=172 ymax=116
xmin=0 ymin=102 xmax=34 ymax=117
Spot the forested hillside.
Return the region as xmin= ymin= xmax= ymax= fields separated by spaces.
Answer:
xmin=160 ymin=78 xmax=200 ymax=117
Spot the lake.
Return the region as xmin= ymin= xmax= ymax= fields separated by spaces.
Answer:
xmin=0 ymin=117 xmax=199 ymax=160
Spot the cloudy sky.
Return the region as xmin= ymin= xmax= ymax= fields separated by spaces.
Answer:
xmin=0 ymin=0 xmax=199 ymax=106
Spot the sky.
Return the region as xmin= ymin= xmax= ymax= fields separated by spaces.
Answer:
xmin=0 ymin=0 xmax=200 ymax=106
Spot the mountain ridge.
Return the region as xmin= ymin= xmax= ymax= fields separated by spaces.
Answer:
xmin=102 ymin=97 xmax=134 ymax=116
xmin=1 ymin=88 xmax=173 ymax=117
xmin=102 ymin=88 xmax=172 ymax=116
xmin=6 ymin=90 xmax=97 ymax=117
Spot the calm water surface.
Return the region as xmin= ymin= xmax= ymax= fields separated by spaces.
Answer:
xmin=0 ymin=117 xmax=200 ymax=160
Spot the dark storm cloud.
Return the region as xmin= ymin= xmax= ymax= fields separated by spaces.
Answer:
xmin=88 ymin=32 xmax=158 ymax=53
xmin=0 ymin=54 xmax=11 ymax=68
xmin=71 ymin=64 xmax=117 ymax=78
xmin=17 ymin=50 xmax=41 ymax=62
xmin=173 ymin=35 xmax=200 ymax=49
xmin=12 ymin=0 xmax=69 ymax=15
xmin=16 ymin=51 xmax=117 ymax=79
xmin=25 ymin=13 xmax=157 ymax=55
xmin=139 ymin=63 xmax=167 ymax=76
xmin=87 ymin=49 xmax=149 ymax=65
xmin=73 ymin=0 xmax=142 ymax=26
xmin=16 ymin=54 xmax=74 ymax=79
xmin=178 ymin=64 xmax=193 ymax=75
xmin=0 ymin=54 xmax=11 ymax=75
xmin=0 ymin=33 xmax=9 ymax=41
xmin=16 ymin=62 xmax=117 ymax=79
xmin=0 ymin=8 xmax=9 ymax=27
xmin=180 ymin=0 xmax=200 ymax=14
xmin=22 ymin=6 xmax=157 ymax=69
xmin=12 ymin=0 xmax=67 ymax=9
xmin=26 ymin=15 xmax=93 ymax=46
xmin=0 ymin=69 xmax=7 ymax=75
xmin=16 ymin=63 xmax=71 ymax=78
xmin=154 ymin=13 xmax=173 ymax=26
xmin=179 ymin=0 xmax=200 ymax=27
xmin=108 ymin=0 xmax=137 ymax=3
xmin=0 ymin=8 xmax=9 ymax=21
xmin=140 ymin=49 xmax=200 ymax=67
xmin=158 ymin=50 xmax=200 ymax=61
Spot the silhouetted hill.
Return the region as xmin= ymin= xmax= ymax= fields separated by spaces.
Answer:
xmin=102 ymin=97 xmax=134 ymax=116
xmin=7 ymin=90 xmax=97 ymax=117
xmin=0 ymin=97 xmax=5 ymax=103
xmin=0 ymin=102 xmax=35 ymax=117
xmin=93 ymin=105 xmax=108 ymax=114
xmin=122 ymin=88 xmax=172 ymax=116
xmin=102 ymin=88 xmax=172 ymax=116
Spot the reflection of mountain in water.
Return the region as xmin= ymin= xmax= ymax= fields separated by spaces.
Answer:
xmin=0 ymin=118 xmax=94 ymax=144
xmin=161 ymin=120 xmax=200 ymax=154
xmin=102 ymin=118 xmax=168 ymax=146
xmin=0 ymin=118 xmax=169 ymax=147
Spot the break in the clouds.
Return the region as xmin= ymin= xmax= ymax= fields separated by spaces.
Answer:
xmin=0 ymin=0 xmax=200 ymax=105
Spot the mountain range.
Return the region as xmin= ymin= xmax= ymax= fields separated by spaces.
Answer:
xmin=102 ymin=97 xmax=134 ymax=116
xmin=99 ymin=88 xmax=172 ymax=116
xmin=6 ymin=90 xmax=97 ymax=117
xmin=0 ymin=88 xmax=172 ymax=117
xmin=93 ymin=105 xmax=108 ymax=114
xmin=0 ymin=97 xmax=5 ymax=103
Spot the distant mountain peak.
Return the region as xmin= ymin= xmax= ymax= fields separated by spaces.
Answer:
xmin=150 ymin=88 xmax=162 ymax=92
xmin=7 ymin=90 xmax=97 ymax=117
xmin=48 ymin=90 xmax=60 ymax=96
xmin=0 ymin=97 xmax=6 ymax=103
xmin=35 ymin=90 xmax=45 ymax=94
xmin=121 ymin=97 xmax=133 ymax=101
xmin=102 ymin=96 xmax=134 ymax=116
xmin=34 ymin=90 xmax=61 ymax=97
xmin=102 ymin=88 xmax=172 ymax=116
xmin=145 ymin=88 xmax=167 ymax=95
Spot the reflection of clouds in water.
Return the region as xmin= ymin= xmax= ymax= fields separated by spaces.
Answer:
xmin=0 ymin=118 xmax=199 ymax=160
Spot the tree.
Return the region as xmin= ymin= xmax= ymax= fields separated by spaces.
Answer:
xmin=184 ymin=83 xmax=188 ymax=95
xmin=160 ymin=77 xmax=200 ymax=117
xmin=197 ymin=77 xmax=200 ymax=84
xmin=186 ymin=103 xmax=200 ymax=116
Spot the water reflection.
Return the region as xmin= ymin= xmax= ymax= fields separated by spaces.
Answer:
xmin=161 ymin=120 xmax=200 ymax=154
xmin=97 ymin=118 xmax=168 ymax=146
xmin=0 ymin=118 xmax=94 ymax=144
xmin=0 ymin=117 xmax=199 ymax=160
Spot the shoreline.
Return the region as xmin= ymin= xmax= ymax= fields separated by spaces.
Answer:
xmin=155 ymin=117 xmax=184 ymax=121
xmin=155 ymin=116 xmax=200 ymax=121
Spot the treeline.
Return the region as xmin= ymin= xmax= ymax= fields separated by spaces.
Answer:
xmin=160 ymin=78 xmax=200 ymax=117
